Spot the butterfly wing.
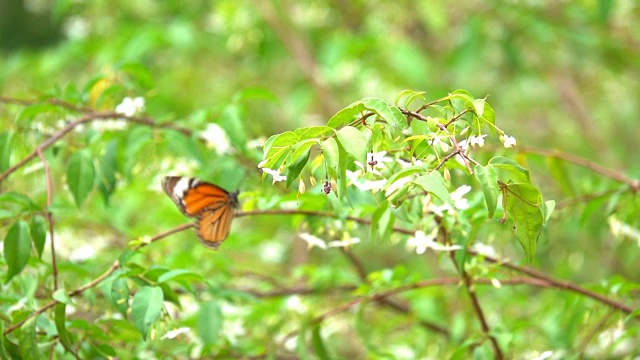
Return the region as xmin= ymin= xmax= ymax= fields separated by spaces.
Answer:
xmin=195 ymin=202 xmax=235 ymax=249
xmin=162 ymin=176 xmax=239 ymax=248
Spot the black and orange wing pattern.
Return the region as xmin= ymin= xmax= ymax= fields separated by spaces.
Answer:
xmin=162 ymin=176 xmax=239 ymax=249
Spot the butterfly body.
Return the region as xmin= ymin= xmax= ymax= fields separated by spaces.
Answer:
xmin=162 ymin=176 xmax=238 ymax=249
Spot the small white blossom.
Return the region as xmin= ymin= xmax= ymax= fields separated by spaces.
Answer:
xmin=299 ymin=233 xmax=327 ymax=249
xmin=429 ymin=137 xmax=450 ymax=152
xmin=262 ymin=168 xmax=287 ymax=184
xmin=286 ymin=295 xmax=308 ymax=314
xmin=161 ymin=327 xmax=191 ymax=340
xmin=115 ymin=97 xmax=145 ymax=116
xmin=200 ymin=123 xmax=232 ymax=155
xmin=450 ymin=185 xmax=471 ymax=210
xmin=407 ymin=229 xmax=462 ymax=255
xmin=368 ymin=151 xmax=393 ymax=170
xmin=471 ymin=242 xmax=497 ymax=257
xmin=396 ymin=157 xmax=423 ymax=169
xmin=92 ymin=119 xmax=127 ymax=132
xmin=459 ymin=135 xmax=486 ymax=150
xmin=328 ymin=237 xmax=361 ymax=248
xmin=346 ymin=169 xmax=385 ymax=191
xmin=502 ymin=134 xmax=517 ymax=148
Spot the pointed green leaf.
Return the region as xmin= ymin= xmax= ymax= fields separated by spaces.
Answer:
xmin=132 ymin=286 xmax=164 ymax=339
xmin=19 ymin=318 xmax=43 ymax=359
xmin=294 ymin=126 xmax=333 ymax=140
xmin=311 ymin=324 xmax=332 ymax=360
xmin=54 ymin=303 xmax=73 ymax=349
xmin=157 ymin=269 xmax=204 ymax=284
xmin=53 ymin=289 xmax=74 ymax=305
xmin=67 ymin=149 xmax=95 ymax=208
xmin=504 ymin=182 xmax=544 ymax=264
xmin=111 ymin=277 xmax=130 ymax=316
xmin=413 ymin=172 xmax=452 ymax=205
xmin=197 ymin=301 xmax=223 ymax=346
xmin=29 ymin=215 xmax=47 ymax=259
xmin=384 ymin=166 xmax=424 ymax=192
xmin=489 ymin=156 xmax=529 ymax=183
xmin=286 ymin=147 xmax=310 ymax=189
xmin=4 ymin=220 xmax=31 ymax=283
xmin=0 ymin=132 xmax=12 ymax=172
xmin=98 ymin=139 xmax=119 ymax=204
xmin=336 ymin=126 xmax=368 ymax=165
xmin=474 ymin=164 xmax=500 ymax=218
xmin=321 ymin=137 xmax=339 ymax=170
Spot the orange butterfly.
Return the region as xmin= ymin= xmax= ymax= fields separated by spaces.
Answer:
xmin=162 ymin=176 xmax=239 ymax=249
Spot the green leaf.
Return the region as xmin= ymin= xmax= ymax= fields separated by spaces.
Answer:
xmin=111 ymin=277 xmax=130 ymax=316
xmin=17 ymin=104 xmax=61 ymax=122
xmin=311 ymin=324 xmax=332 ymax=360
xmin=286 ymin=147 xmax=311 ymax=188
xmin=4 ymin=220 xmax=31 ymax=283
xmin=54 ymin=303 xmax=73 ymax=349
xmin=321 ymin=137 xmax=339 ymax=170
xmin=0 ymin=132 xmax=12 ymax=172
xmin=327 ymin=98 xmax=405 ymax=129
xmin=296 ymin=322 xmax=311 ymax=360
xmin=121 ymin=127 xmax=152 ymax=179
xmin=336 ymin=126 xmax=368 ymax=165
xmin=413 ymin=172 xmax=452 ymax=205
xmin=503 ymin=182 xmax=544 ymax=264
xmin=67 ymin=149 xmax=95 ymax=208
xmin=384 ymin=166 xmax=424 ymax=193
xmin=294 ymin=126 xmax=333 ymax=140
xmin=98 ymin=140 xmax=119 ymax=204
xmin=19 ymin=318 xmax=43 ymax=360
xmin=489 ymin=156 xmax=529 ymax=183
xmin=371 ymin=203 xmax=394 ymax=242
xmin=132 ymin=286 xmax=164 ymax=339
xmin=157 ymin=269 xmax=204 ymax=284
xmin=29 ymin=215 xmax=47 ymax=259
xmin=197 ymin=301 xmax=223 ymax=346
xmin=218 ymin=104 xmax=247 ymax=148
xmin=474 ymin=164 xmax=500 ymax=218
xmin=52 ymin=289 xmax=74 ymax=305
xmin=471 ymin=98 xmax=485 ymax=117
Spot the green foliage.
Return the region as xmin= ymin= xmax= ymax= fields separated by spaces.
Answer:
xmin=1 ymin=2 xmax=639 ymax=359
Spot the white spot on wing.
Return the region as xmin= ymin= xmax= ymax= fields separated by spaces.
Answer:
xmin=173 ymin=177 xmax=192 ymax=200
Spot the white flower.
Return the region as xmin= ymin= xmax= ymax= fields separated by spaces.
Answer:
xmin=346 ymin=169 xmax=385 ymax=192
xmin=407 ymin=229 xmax=462 ymax=255
xmin=328 ymin=237 xmax=361 ymax=248
xmin=396 ymin=157 xmax=423 ymax=169
xmin=450 ymin=185 xmax=471 ymax=210
xmin=502 ymin=134 xmax=517 ymax=148
xmin=471 ymin=242 xmax=497 ymax=257
xmin=429 ymin=137 xmax=450 ymax=152
xmin=298 ymin=233 xmax=327 ymax=249
xmin=469 ymin=134 xmax=487 ymax=148
xmin=286 ymin=295 xmax=308 ymax=314
xmin=200 ymin=123 xmax=232 ymax=155
xmin=262 ymin=168 xmax=287 ymax=184
xmin=161 ymin=327 xmax=190 ymax=340
xmin=115 ymin=97 xmax=145 ymax=116
xmin=367 ymin=151 xmax=393 ymax=170
xmin=459 ymin=135 xmax=486 ymax=150
xmin=92 ymin=119 xmax=127 ymax=132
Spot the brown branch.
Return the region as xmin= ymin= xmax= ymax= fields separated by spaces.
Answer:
xmin=402 ymin=109 xmax=474 ymax=174
xmin=37 ymin=148 xmax=58 ymax=290
xmin=2 ymin=221 xmax=187 ymax=335
xmin=238 ymin=209 xmax=639 ymax=318
xmin=516 ymin=145 xmax=639 ymax=191
xmin=0 ymin=112 xmax=192 ymax=184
